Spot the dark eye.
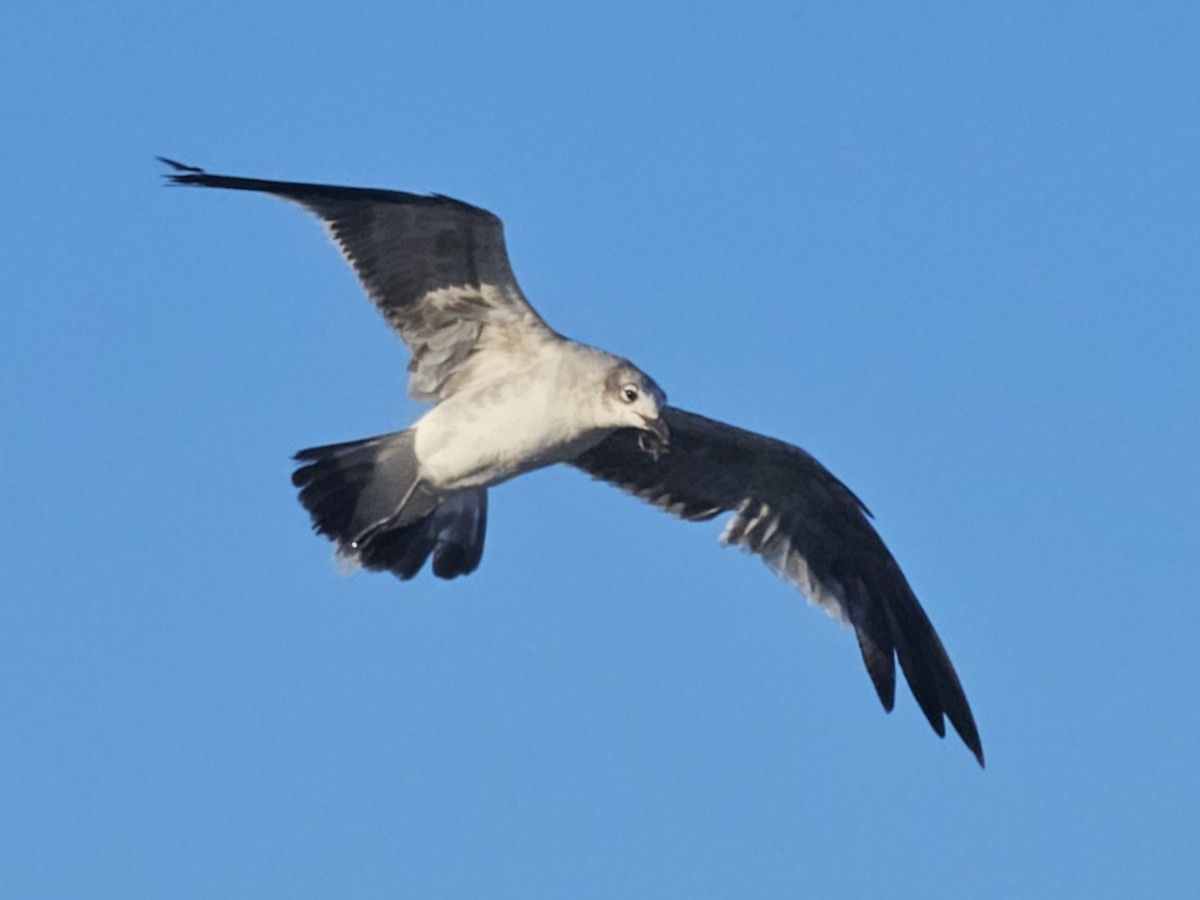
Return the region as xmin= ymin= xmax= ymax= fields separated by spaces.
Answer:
xmin=621 ymin=384 xmax=639 ymax=403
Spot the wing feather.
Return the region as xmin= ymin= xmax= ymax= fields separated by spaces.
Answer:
xmin=572 ymin=406 xmax=984 ymax=766
xmin=160 ymin=158 xmax=554 ymax=401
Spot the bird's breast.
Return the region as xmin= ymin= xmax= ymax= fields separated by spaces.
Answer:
xmin=413 ymin=374 xmax=609 ymax=490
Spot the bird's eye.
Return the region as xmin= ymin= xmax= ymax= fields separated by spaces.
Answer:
xmin=621 ymin=384 xmax=639 ymax=403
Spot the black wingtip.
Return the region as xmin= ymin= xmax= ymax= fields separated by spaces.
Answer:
xmin=940 ymin=693 xmax=985 ymax=768
xmin=954 ymin=708 xmax=986 ymax=768
xmin=157 ymin=156 xmax=205 ymax=174
xmin=157 ymin=157 xmax=213 ymax=188
xmin=953 ymin=722 xmax=985 ymax=768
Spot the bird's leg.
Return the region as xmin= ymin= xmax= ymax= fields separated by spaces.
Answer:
xmin=638 ymin=431 xmax=667 ymax=461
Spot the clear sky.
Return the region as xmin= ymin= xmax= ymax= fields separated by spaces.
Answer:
xmin=3 ymin=2 xmax=1198 ymax=897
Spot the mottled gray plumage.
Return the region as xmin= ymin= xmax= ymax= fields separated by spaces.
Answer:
xmin=162 ymin=157 xmax=983 ymax=766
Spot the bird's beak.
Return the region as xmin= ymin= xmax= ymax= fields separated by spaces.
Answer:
xmin=637 ymin=415 xmax=670 ymax=460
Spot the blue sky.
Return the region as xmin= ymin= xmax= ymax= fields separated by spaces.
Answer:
xmin=3 ymin=1 xmax=1198 ymax=897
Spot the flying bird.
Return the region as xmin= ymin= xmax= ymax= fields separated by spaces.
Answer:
xmin=161 ymin=157 xmax=984 ymax=766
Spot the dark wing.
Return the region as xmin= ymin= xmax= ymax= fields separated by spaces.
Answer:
xmin=572 ymin=406 xmax=984 ymax=766
xmin=161 ymin=157 xmax=554 ymax=402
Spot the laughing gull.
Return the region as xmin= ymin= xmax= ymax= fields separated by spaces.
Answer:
xmin=162 ymin=158 xmax=983 ymax=765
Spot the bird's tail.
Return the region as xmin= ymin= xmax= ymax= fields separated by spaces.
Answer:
xmin=291 ymin=430 xmax=487 ymax=579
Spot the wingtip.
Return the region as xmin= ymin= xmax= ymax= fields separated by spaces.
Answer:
xmin=157 ymin=156 xmax=205 ymax=174
xmin=957 ymin=721 xmax=986 ymax=768
xmin=943 ymin=697 xmax=986 ymax=768
xmin=157 ymin=157 xmax=210 ymax=188
xmin=931 ymin=709 xmax=985 ymax=767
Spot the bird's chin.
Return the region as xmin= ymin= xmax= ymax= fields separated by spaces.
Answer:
xmin=637 ymin=419 xmax=670 ymax=461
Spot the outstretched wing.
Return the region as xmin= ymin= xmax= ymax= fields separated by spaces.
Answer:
xmin=572 ymin=406 xmax=984 ymax=766
xmin=161 ymin=158 xmax=555 ymax=402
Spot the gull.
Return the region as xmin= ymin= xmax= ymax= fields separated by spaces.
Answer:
xmin=161 ymin=158 xmax=984 ymax=766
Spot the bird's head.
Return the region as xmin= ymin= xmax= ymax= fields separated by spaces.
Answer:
xmin=602 ymin=362 xmax=669 ymax=459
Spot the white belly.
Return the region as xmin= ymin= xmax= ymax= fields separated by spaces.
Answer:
xmin=413 ymin=373 xmax=609 ymax=490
